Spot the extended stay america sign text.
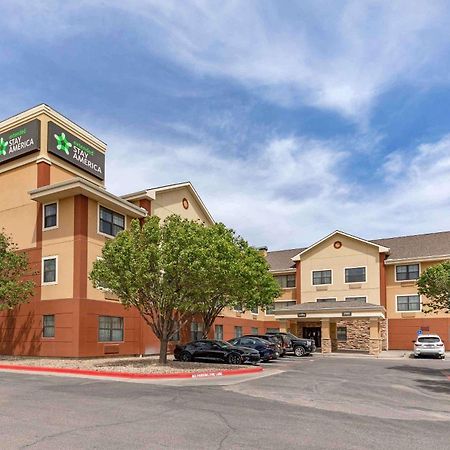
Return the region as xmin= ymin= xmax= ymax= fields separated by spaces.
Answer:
xmin=0 ymin=119 xmax=40 ymax=164
xmin=47 ymin=121 xmax=105 ymax=180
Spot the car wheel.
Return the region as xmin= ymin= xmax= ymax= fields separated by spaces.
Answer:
xmin=294 ymin=346 xmax=306 ymax=357
xmin=180 ymin=351 xmax=192 ymax=362
xmin=228 ymin=353 xmax=242 ymax=365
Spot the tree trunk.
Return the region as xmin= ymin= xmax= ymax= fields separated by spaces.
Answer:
xmin=159 ymin=337 xmax=169 ymax=364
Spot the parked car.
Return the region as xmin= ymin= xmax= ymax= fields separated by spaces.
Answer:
xmin=228 ymin=336 xmax=278 ymax=362
xmin=174 ymin=340 xmax=260 ymax=365
xmin=413 ymin=335 xmax=446 ymax=359
xmin=266 ymin=331 xmax=315 ymax=357
xmin=244 ymin=334 xmax=284 ymax=356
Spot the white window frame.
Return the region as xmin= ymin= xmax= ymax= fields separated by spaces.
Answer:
xmin=42 ymin=201 xmax=59 ymax=231
xmin=42 ymin=256 xmax=58 ymax=285
xmin=311 ymin=269 xmax=333 ymax=286
xmin=97 ymin=203 xmax=127 ymax=239
xmin=395 ymin=294 xmax=421 ymax=313
xmin=344 ymin=296 xmax=368 ymax=303
xmin=394 ymin=263 xmax=421 ymax=282
xmin=344 ymin=266 xmax=367 ymax=284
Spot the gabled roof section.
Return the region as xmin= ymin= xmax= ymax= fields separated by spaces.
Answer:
xmin=122 ymin=181 xmax=214 ymax=224
xmin=291 ymin=230 xmax=390 ymax=261
xmin=372 ymin=231 xmax=450 ymax=262
xmin=266 ymin=248 xmax=305 ymax=272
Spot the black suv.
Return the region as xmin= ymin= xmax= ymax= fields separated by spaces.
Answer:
xmin=174 ymin=340 xmax=260 ymax=365
xmin=266 ymin=332 xmax=315 ymax=357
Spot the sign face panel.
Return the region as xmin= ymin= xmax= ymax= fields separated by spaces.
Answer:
xmin=342 ymin=311 xmax=352 ymax=317
xmin=0 ymin=119 xmax=40 ymax=164
xmin=297 ymin=312 xmax=307 ymax=318
xmin=47 ymin=121 xmax=105 ymax=180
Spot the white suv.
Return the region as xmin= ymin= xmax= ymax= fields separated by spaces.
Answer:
xmin=413 ymin=335 xmax=446 ymax=359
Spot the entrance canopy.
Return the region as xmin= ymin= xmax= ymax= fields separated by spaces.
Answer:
xmin=274 ymin=300 xmax=385 ymax=321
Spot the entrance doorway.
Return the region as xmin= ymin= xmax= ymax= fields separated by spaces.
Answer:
xmin=303 ymin=327 xmax=321 ymax=348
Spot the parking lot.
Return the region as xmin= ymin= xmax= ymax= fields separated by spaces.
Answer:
xmin=0 ymin=355 xmax=449 ymax=449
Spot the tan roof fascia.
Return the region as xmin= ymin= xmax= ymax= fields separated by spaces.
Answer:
xmin=120 ymin=189 xmax=156 ymax=202
xmin=29 ymin=177 xmax=147 ymax=218
xmin=291 ymin=230 xmax=390 ymax=261
xmin=384 ymin=255 xmax=450 ymax=265
xmin=0 ymin=104 xmax=106 ymax=154
xmin=269 ymin=268 xmax=297 ymax=274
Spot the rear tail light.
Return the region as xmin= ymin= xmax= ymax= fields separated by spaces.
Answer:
xmin=437 ymin=343 xmax=444 ymax=347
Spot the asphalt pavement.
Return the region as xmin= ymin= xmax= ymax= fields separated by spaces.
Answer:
xmin=0 ymin=355 xmax=449 ymax=449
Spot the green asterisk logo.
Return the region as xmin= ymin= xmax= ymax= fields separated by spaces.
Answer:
xmin=0 ymin=137 xmax=8 ymax=156
xmin=54 ymin=132 xmax=72 ymax=155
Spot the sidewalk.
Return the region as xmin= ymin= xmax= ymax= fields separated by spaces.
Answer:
xmin=316 ymin=350 xmax=450 ymax=359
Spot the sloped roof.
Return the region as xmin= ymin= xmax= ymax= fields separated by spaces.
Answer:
xmin=266 ymin=248 xmax=305 ymax=272
xmin=373 ymin=231 xmax=450 ymax=261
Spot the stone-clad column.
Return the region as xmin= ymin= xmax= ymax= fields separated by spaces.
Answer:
xmin=321 ymin=319 xmax=331 ymax=353
xmin=369 ymin=318 xmax=382 ymax=356
xmin=330 ymin=322 xmax=338 ymax=352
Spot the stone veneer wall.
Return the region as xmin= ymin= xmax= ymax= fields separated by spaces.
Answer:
xmin=337 ymin=319 xmax=387 ymax=351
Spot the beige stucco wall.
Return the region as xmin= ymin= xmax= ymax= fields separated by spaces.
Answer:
xmin=0 ymin=162 xmax=37 ymax=249
xmin=152 ymin=188 xmax=213 ymax=225
xmin=221 ymin=306 xmax=275 ymax=322
xmin=300 ymin=234 xmax=381 ymax=304
xmin=385 ymin=260 xmax=449 ymax=319
xmin=41 ymin=197 xmax=74 ymax=300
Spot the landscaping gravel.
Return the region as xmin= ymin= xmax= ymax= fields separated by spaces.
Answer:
xmin=0 ymin=355 xmax=246 ymax=374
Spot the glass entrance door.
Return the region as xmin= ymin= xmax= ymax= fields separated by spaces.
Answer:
xmin=303 ymin=327 xmax=321 ymax=348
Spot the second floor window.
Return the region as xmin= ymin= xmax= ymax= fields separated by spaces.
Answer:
xmin=276 ymin=274 xmax=296 ymax=288
xmin=99 ymin=206 xmax=125 ymax=237
xmin=312 ymin=270 xmax=332 ymax=285
xmin=44 ymin=203 xmax=57 ymax=229
xmin=345 ymin=267 xmax=366 ymax=283
xmin=397 ymin=295 xmax=421 ymax=312
xmin=396 ymin=264 xmax=419 ymax=281
xmin=42 ymin=257 xmax=57 ymax=284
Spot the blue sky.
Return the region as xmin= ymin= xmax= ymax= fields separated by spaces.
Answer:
xmin=2 ymin=1 xmax=450 ymax=249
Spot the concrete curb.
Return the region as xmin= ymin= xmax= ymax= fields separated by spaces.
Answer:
xmin=0 ymin=364 xmax=263 ymax=380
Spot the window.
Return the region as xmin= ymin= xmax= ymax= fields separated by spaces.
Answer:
xmin=234 ymin=326 xmax=243 ymax=338
xmin=170 ymin=323 xmax=180 ymax=341
xmin=98 ymin=316 xmax=123 ymax=342
xmin=215 ymin=325 xmax=223 ymax=341
xmin=43 ymin=202 xmax=57 ymax=229
xmin=99 ymin=206 xmax=125 ymax=237
xmin=265 ymin=303 xmax=275 ymax=315
xmin=276 ymin=274 xmax=296 ymax=288
xmin=43 ymin=315 xmax=55 ymax=338
xmin=234 ymin=304 xmax=243 ymax=313
xmin=190 ymin=322 xmax=203 ymax=341
xmin=312 ymin=270 xmax=332 ymax=285
xmin=316 ymin=298 xmax=336 ymax=303
xmin=396 ymin=264 xmax=419 ymax=281
xmin=345 ymin=267 xmax=366 ymax=283
xmin=396 ymin=295 xmax=421 ymax=312
xmin=251 ymin=327 xmax=259 ymax=334
xmin=274 ymin=301 xmax=296 ymax=309
xmin=251 ymin=306 xmax=259 ymax=314
xmin=266 ymin=328 xmax=280 ymax=333
xmin=42 ymin=257 xmax=57 ymax=284
xmin=345 ymin=296 xmax=367 ymax=303
xmin=337 ymin=327 xmax=347 ymax=341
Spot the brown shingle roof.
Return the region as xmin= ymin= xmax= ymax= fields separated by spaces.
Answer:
xmin=371 ymin=231 xmax=450 ymax=261
xmin=266 ymin=248 xmax=305 ymax=271
xmin=267 ymin=230 xmax=450 ymax=271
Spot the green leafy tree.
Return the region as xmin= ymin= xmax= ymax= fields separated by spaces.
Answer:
xmin=0 ymin=231 xmax=35 ymax=310
xmin=193 ymin=224 xmax=281 ymax=338
xmin=417 ymin=261 xmax=450 ymax=312
xmin=90 ymin=215 xmax=209 ymax=364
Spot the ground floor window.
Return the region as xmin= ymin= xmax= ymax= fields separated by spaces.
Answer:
xmin=215 ymin=325 xmax=223 ymax=341
xmin=170 ymin=323 xmax=180 ymax=341
xmin=396 ymin=295 xmax=420 ymax=312
xmin=98 ymin=316 xmax=123 ymax=342
xmin=337 ymin=326 xmax=347 ymax=341
xmin=234 ymin=326 xmax=243 ymax=338
xmin=191 ymin=322 xmax=203 ymax=341
xmin=251 ymin=327 xmax=258 ymax=334
xmin=43 ymin=315 xmax=55 ymax=338
xmin=266 ymin=328 xmax=280 ymax=333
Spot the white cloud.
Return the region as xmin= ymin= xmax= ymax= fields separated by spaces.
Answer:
xmin=102 ymin=125 xmax=450 ymax=249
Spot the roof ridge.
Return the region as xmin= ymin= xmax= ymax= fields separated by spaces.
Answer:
xmin=371 ymin=230 xmax=450 ymax=242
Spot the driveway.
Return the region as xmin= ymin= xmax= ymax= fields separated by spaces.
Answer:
xmin=0 ymin=356 xmax=449 ymax=449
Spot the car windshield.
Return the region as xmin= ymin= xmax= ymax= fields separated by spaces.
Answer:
xmin=215 ymin=340 xmax=234 ymax=349
xmin=418 ymin=336 xmax=440 ymax=343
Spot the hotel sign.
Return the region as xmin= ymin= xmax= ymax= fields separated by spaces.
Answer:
xmin=47 ymin=121 xmax=105 ymax=180
xmin=0 ymin=119 xmax=40 ymax=164
xmin=342 ymin=311 xmax=352 ymax=317
xmin=297 ymin=313 xmax=307 ymax=317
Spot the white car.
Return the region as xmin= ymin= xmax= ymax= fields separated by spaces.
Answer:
xmin=413 ymin=334 xmax=446 ymax=359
